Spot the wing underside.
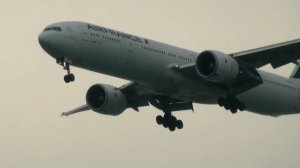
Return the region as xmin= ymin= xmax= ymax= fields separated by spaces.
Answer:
xmin=232 ymin=39 xmax=300 ymax=69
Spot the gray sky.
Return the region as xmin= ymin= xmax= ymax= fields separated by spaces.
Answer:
xmin=1 ymin=0 xmax=300 ymax=167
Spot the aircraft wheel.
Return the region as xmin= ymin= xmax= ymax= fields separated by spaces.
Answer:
xmin=64 ymin=75 xmax=70 ymax=83
xmin=169 ymin=125 xmax=176 ymax=131
xmin=176 ymin=120 xmax=183 ymax=129
xmin=230 ymin=107 xmax=238 ymax=114
xmin=69 ymin=73 xmax=75 ymax=82
xmin=156 ymin=115 xmax=163 ymax=125
xmin=224 ymin=103 xmax=230 ymax=110
xmin=238 ymin=102 xmax=246 ymax=111
xmin=64 ymin=74 xmax=75 ymax=83
xmin=218 ymin=97 xmax=225 ymax=107
xmin=162 ymin=119 xmax=169 ymax=128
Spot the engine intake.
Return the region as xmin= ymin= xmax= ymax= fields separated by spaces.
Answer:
xmin=196 ymin=50 xmax=239 ymax=83
xmin=86 ymin=84 xmax=127 ymax=116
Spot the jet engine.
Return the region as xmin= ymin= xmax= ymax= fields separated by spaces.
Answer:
xmin=195 ymin=50 xmax=239 ymax=83
xmin=86 ymin=84 xmax=127 ymax=115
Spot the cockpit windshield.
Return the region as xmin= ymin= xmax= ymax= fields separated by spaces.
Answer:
xmin=44 ymin=26 xmax=62 ymax=32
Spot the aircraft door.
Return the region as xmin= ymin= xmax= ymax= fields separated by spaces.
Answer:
xmin=65 ymin=24 xmax=74 ymax=39
xmin=65 ymin=23 xmax=80 ymax=41
xmin=70 ymin=23 xmax=89 ymax=42
xmin=80 ymin=31 xmax=90 ymax=42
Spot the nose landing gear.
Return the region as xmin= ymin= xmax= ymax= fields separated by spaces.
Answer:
xmin=56 ymin=58 xmax=75 ymax=83
xmin=63 ymin=63 xmax=75 ymax=83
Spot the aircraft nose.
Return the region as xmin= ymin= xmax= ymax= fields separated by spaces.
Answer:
xmin=38 ymin=31 xmax=64 ymax=58
xmin=38 ymin=32 xmax=49 ymax=50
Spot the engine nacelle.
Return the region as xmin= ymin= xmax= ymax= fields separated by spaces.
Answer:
xmin=86 ymin=84 xmax=127 ymax=116
xmin=196 ymin=50 xmax=239 ymax=83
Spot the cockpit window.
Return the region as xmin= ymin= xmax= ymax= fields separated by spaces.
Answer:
xmin=44 ymin=27 xmax=62 ymax=32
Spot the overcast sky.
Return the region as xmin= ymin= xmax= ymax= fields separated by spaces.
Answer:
xmin=1 ymin=0 xmax=300 ymax=167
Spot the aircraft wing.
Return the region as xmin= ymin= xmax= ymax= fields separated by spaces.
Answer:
xmin=231 ymin=39 xmax=300 ymax=69
xmin=61 ymin=82 xmax=194 ymax=116
xmin=61 ymin=82 xmax=149 ymax=116
xmin=61 ymin=104 xmax=89 ymax=116
xmin=121 ymin=82 xmax=194 ymax=112
xmin=119 ymin=82 xmax=149 ymax=111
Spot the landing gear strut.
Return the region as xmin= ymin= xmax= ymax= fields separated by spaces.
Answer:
xmin=56 ymin=58 xmax=75 ymax=83
xmin=218 ymin=95 xmax=246 ymax=113
xmin=63 ymin=63 xmax=75 ymax=83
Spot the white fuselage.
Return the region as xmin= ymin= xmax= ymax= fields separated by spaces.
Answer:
xmin=40 ymin=21 xmax=300 ymax=116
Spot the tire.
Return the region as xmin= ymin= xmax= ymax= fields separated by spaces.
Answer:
xmin=218 ymin=97 xmax=225 ymax=107
xmin=169 ymin=125 xmax=176 ymax=131
xmin=69 ymin=74 xmax=75 ymax=82
xmin=224 ymin=103 xmax=230 ymax=110
xmin=238 ymin=102 xmax=246 ymax=111
xmin=156 ymin=115 xmax=163 ymax=125
xmin=162 ymin=119 xmax=169 ymax=128
xmin=176 ymin=120 xmax=183 ymax=129
xmin=230 ymin=107 xmax=237 ymax=114
xmin=64 ymin=75 xmax=70 ymax=83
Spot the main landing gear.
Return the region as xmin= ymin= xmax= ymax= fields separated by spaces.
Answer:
xmin=56 ymin=58 xmax=75 ymax=83
xmin=156 ymin=112 xmax=183 ymax=132
xmin=218 ymin=95 xmax=246 ymax=113
xmin=148 ymin=96 xmax=188 ymax=132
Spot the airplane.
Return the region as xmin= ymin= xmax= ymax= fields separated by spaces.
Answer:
xmin=38 ymin=21 xmax=300 ymax=131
